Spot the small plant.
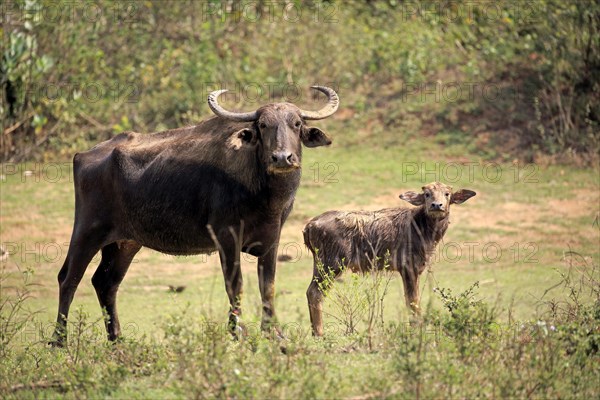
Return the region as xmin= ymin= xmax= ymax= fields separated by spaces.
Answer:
xmin=316 ymin=252 xmax=393 ymax=340
xmin=63 ymin=307 xmax=105 ymax=365
xmin=434 ymin=282 xmax=498 ymax=359
xmin=542 ymin=250 xmax=600 ymax=359
xmin=0 ymin=265 xmax=37 ymax=358
xmin=318 ymin=262 xmax=362 ymax=335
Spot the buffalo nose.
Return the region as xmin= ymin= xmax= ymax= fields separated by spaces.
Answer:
xmin=271 ymin=151 xmax=294 ymax=168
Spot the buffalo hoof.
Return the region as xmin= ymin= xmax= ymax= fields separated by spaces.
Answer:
xmin=107 ymin=334 xmax=125 ymax=344
xmin=231 ymin=323 xmax=248 ymax=341
xmin=229 ymin=320 xmax=248 ymax=341
xmin=279 ymin=343 xmax=288 ymax=354
xmin=261 ymin=325 xmax=287 ymax=353
xmin=273 ymin=328 xmax=289 ymax=354
xmin=269 ymin=325 xmax=286 ymax=341
xmin=409 ymin=314 xmax=423 ymax=327
xmin=49 ymin=328 xmax=67 ymax=348
xmin=48 ymin=338 xmax=66 ymax=348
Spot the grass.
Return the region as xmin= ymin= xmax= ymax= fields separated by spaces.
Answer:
xmin=0 ymin=121 xmax=599 ymax=397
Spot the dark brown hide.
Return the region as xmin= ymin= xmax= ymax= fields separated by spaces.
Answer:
xmin=50 ymin=88 xmax=339 ymax=346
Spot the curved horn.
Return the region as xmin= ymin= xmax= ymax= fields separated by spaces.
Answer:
xmin=300 ymin=86 xmax=340 ymax=120
xmin=207 ymin=89 xmax=258 ymax=122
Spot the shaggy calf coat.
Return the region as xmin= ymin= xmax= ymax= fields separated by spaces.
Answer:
xmin=303 ymin=182 xmax=475 ymax=336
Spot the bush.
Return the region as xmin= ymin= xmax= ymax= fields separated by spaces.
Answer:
xmin=1 ymin=0 xmax=598 ymax=163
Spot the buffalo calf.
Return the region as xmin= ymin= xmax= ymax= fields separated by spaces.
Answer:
xmin=303 ymin=182 xmax=475 ymax=336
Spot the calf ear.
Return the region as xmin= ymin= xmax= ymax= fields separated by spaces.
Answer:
xmin=451 ymin=189 xmax=476 ymax=204
xmin=399 ymin=191 xmax=425 ymax=206
xmin=301 ymin=127 xmax=332 ymax=148
xmin=227 ymin=128 xmax=257 ymax=150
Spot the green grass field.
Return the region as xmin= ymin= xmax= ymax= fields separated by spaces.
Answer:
xmin=1 ymin=127 xmax=599 ymax=398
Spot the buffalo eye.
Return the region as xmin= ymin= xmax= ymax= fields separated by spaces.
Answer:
xmin=259 ymin=122 xmax=267 ymax=130
xmin=294 ymin=120 xmax=302 ymax=128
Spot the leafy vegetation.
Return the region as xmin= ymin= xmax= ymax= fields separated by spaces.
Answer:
xmin=1 ymin=0 xmax=598 ymax=162
xmin=0 ymin=257 xmax=598 ymax=398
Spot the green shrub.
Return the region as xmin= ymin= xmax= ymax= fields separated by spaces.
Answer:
xmin=1 ymin=0 xmax=598 ymax=163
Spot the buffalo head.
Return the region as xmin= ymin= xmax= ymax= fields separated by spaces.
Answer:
xmin=208 ymin=86 xmax=339 ymax=174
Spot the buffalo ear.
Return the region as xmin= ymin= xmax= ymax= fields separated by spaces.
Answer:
xmin=451 ymin=189 xmax=476 ymax=204
xmin=301 ymin=127 xmax=332 ymax=148
xmin=399 ymin=191 xmax=425 ymax=206
xmin=228 ymin=128 xmax=257 ymax=150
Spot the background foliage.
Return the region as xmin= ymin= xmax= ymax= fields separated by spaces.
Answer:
xmin=1 ymin=0 xmax=599 ymax=162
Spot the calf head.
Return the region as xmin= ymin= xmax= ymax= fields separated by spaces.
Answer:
xmin=208 ymin=86 xmax=338 ymax=174
xmin=399 ymin=182 xmax=476 ymax=218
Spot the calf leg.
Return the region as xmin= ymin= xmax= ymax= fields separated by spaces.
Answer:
xmin=307 ymin=278 xmax=325 ymax=336
xmin=91 ymin=240 xmax=141 ymax=341
xmin=400 ymin=267 xmax=421 ymax=317
xmin=51 ymin=227 xmax=108 ymax=347
xmin=307 ymin=259 xmax=342 ymax=336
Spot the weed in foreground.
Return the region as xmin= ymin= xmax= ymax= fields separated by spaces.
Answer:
xmin=0 ymin=250 xmax=598 ymax=398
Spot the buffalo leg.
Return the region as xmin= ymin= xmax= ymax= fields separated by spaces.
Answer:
xmin=257 ymin=243 xmax=279 ymax=333
xmin=51 ymin=230 xmax=106 ymax=347
xmin=216 ymin=238 xmax=244 ymax=337
xmin=92 ymin=240 xmax=141 ymax=341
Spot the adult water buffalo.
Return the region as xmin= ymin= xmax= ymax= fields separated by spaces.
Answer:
xmin=51 ymin=86 xmax=339 ymax=346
